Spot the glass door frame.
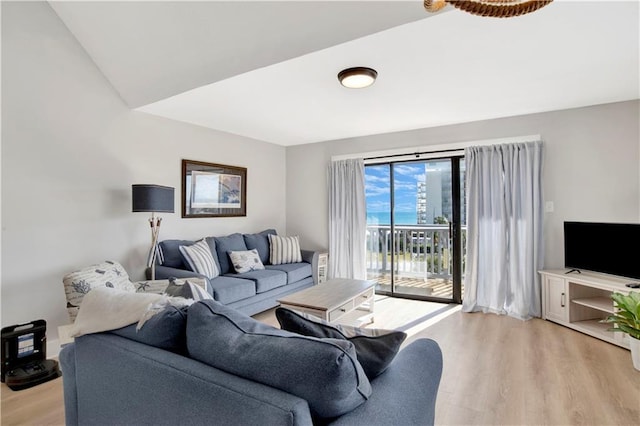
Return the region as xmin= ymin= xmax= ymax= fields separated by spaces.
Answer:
xmin=366 ymin=155 xmax=464 ymax=304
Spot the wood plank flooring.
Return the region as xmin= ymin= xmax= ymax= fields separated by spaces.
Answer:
xmin=3 ymin=296 xmax=639 ymax=425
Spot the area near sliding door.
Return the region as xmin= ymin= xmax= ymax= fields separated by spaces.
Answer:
xmin=365 ymin=156 xmax=466 ymax=303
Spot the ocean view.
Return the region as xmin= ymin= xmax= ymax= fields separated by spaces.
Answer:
xmin=366 ymin=211 xmax=417 ymax=225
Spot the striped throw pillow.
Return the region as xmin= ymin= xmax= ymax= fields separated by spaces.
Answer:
xmin=179 ymin=239 xmax=220 ymax=279
xmin=268 ymin=234 xmax=302 ymax=265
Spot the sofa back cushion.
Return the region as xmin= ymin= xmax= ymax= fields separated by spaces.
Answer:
xmin=186 ymin=300 xmax=372 ymax=419
xmin=243 ymin=229 xmax=277 ymax=265
xmin=213 ymin=233 xmax=247 ymax=275
xmin=110 ymin=305 xmax=189 ymax=354
xmin=158 ymin=240 xmax=195 ymax=269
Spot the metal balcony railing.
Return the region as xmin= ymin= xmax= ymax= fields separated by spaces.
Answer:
xmin=365 ymin=224 xmax=467 ymax=281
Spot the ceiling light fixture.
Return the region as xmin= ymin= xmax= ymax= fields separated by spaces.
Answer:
xmin=424 ymin=0 xmax=553 ymax=18
xmin=338 ymin=67 xmax=377 ymax=89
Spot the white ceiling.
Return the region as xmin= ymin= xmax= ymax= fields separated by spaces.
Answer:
xmin=50 ymin=1 xmax=639 ymax=146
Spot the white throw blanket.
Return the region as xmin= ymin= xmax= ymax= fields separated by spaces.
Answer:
xmin=70 ymin=287 xmax=193 ymax=337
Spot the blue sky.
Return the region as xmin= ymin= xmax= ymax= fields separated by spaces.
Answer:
xmin=365 ymin=164 xmax=425 ymax=213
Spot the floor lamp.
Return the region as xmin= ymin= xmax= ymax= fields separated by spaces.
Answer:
xmin=132 ymin=184 xmax=175 ymax=280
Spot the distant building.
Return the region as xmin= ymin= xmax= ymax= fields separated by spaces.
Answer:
xmin=416 ymin=165 xmax=466 ymax=225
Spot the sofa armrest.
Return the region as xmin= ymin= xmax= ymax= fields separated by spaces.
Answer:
xmin=64 ymin=333 xmax=314 ymax=426
xmin=300 ymin=250 xmax=319 ymax=284
xmin=328 ymin=338 xmax=443 ymax=426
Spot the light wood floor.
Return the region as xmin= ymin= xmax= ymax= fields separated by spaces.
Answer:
xmin=3 ymin=296 xmax=639 ymax=425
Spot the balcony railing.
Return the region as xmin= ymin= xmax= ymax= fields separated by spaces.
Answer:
xmin=366 ymin=224 xmax=467 ymax=281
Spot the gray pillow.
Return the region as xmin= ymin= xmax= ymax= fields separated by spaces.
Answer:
xmin=275 ymin=307 xmax=407 ymax=379
xmin=164 ymin=278 xmax=213 ymax=301
xmin=110 ymin=305 xmax=189 ymax=353
xmin=186 ymin=300 xmax=372 ymax=418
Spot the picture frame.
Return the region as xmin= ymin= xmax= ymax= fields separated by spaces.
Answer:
xmin=181 ymin=159 xmax=247 ymax=218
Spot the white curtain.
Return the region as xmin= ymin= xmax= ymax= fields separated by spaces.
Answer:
xmin=328 ymin=159 xmax=367 ymax=280
xmin=462 ymin=141 xmax=544 ymax=320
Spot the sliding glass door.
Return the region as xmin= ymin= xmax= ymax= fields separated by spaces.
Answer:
xmin=365 ymin=156 xmax=465 ymax=303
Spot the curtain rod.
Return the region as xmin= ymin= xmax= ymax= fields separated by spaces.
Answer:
xmin=364 ymin=147 xmax=464 ymax=161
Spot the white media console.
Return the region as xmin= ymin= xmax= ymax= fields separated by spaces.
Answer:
xmin=539 ymin=269 xmax=636 ymax=350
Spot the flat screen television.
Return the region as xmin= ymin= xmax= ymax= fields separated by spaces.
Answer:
xmin=564 ymin=221 xmax=640 ymax=280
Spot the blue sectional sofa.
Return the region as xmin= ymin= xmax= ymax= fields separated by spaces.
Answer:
xmin=60 ymin=299 xmax=443 ymax=426
xmin=148 ymin=229 xmax=318 ymax=316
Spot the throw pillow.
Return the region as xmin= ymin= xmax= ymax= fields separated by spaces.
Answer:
xmin=187 ymin=300 xmax=372 ymax=419
xmin=179 ymin=239 xmax=220 ymax=279
xmin=268 ymin=234 xmax=302 ymax=265
xmin=62 ymin=260 xmax=137 ymax=322
xmin=164 ymin=278 xmax=213 ymax=301
xmin=228 ymin=249 xmax=265 ymax=273
xmin=275 ymin=307 xmax=407 ymax=379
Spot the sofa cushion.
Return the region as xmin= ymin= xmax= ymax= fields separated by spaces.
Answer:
xmin=110 ymin=305 xmax=189 ymax=353
xmin=243 ymin=229 xmax=277 ymax=265
xmin=179 ymin=239 xmax=220 ymax=279
xmin=208 ymin=276 xmax=256 ymax=304
xmin=158 ymin=240 xmax=195 ymax=269
xmin=62 ymin=260 xmax=137 ymax=322
xmin=275 ymin=307 xmax=407 ymax=379
xmin=268 ymin=234 xmax=302 ymax=265
xmin=229 ymin=249 xmax=265 ymax=273
xmin=187 ymin=300 xmax=372 ymax=419
xmin=214 ymin=233 xmax=248 ymax=275
xmin=265 ymin=262 xmax=312 ymax=284
xmin=232 ymin=269 xmax=287 ymax=293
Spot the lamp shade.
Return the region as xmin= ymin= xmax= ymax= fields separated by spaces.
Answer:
xmin=132 ymin=184 xmax=175 ymax=213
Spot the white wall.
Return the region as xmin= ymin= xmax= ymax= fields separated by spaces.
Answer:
xmin=1 ymin=2 xmax=287 ymax=354
xmin=286 ymin=100 xmax=640 ymax=271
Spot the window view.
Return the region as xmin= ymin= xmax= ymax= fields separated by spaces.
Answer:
xmin=365 ymin=158 xmax=466 ymax=303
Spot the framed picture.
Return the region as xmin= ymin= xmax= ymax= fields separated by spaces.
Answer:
xmin=182 ymin=159 xmax=247 ymax=218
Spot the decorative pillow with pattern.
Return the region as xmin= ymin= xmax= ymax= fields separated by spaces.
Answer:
xmin=229 ymin=249 xmax=265 ymax=273
xmin=179 ymin=239 xmax=220 ymax=279
xmin=268 ymin=234 xmax=302 ymax=265
xmin=62 ymin=260 xmax=136 ymax=322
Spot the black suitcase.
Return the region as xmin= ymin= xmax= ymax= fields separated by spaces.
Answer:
xmin=1 ymin=320 xmax=61 ymax=390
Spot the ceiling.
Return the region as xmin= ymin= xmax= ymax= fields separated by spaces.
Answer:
xmin=50 ymin=1 xmax=639 ymax=146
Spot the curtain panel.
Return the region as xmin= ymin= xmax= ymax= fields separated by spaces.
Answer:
xmin=462 ymin=141 xmax=544 ymax=320
xmin=328 ymin=159 xmax=367 ymax=280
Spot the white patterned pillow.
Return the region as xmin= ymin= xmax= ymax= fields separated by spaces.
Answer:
xmin=179 ymin=239 xmax=220 ymax=279
xmin=62 ymin=260 xmax=136 ymax=322
xmin=268 ymin=234 xmax=302 ymax=265
xmin=229 ymin=249 xmax=265 ymax=273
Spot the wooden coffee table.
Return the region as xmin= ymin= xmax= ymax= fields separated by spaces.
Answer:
xmin=277 ymin=278 xmax=374 ymax=324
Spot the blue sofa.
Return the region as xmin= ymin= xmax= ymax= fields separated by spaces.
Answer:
xmin=149 ymin=229 xmax=318 ymax=315
xmin=59 ymin=300 xmax=443 ymax=426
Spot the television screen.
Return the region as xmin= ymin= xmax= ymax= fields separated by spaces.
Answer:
xmin=564 ymin=221 xmax=640 ymax=280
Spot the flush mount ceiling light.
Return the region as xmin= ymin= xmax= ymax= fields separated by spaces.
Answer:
xmin=338 ymin=67 xmax=378 ymax=89
xmin=424 ymin=0 xmax=553 ymax=18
